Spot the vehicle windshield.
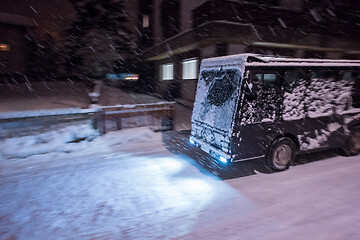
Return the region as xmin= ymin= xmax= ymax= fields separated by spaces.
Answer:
xmin=192 ymin=68 xmax=242 ymax=133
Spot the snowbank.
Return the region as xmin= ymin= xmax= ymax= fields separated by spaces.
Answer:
xmin=0 ymin=127 xmax=161 ymax=159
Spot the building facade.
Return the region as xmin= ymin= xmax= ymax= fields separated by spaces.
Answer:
xmin=131 ymin=0 xmax=360 ymax=101
xmin=0 ymin=0 xmax=72 ymax=75
xmin=0 ymin=13 xmax=35 ymax=74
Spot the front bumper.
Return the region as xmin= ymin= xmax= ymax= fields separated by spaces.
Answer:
xmin=189 ymin=135 xmax=231 ymax=164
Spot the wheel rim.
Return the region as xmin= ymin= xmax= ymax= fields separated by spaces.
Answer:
xmin=273 ymin=144 xmax=292 ymax=168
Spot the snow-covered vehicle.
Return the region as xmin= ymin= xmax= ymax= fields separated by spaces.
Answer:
xmin=189 ymin=54 xmax=360 ymax=170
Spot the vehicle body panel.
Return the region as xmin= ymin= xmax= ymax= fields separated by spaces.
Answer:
xmin=190 ymin=54 xmax=360 ymax=163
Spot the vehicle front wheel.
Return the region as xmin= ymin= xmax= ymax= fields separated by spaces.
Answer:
xmin=267 ymin=137 xmax=296 ymax=171
xmin=342 ymin=126 xmax=360 ymax=156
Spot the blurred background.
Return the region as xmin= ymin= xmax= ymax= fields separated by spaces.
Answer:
xmin=1 ymin=0 xmax=360 ymax=105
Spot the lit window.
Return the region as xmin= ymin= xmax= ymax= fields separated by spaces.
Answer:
xmin=161 ymin=63 xmax=174 ymax=81
xmin=0 ymin=44 xmax=10 ymax=51
xmin=182 ymin=58 xmax=198 ymax=80
xmin=143 ymin=15 xmax=149 ymax=28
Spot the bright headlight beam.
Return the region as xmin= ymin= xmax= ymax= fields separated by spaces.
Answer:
xmin=219 ymin=156 xmax=228 ymax=164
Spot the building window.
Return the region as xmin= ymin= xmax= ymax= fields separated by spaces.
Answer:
xmin=160 ymin=63 xmax=174 ymax=80
xmin=142 ymin=14 xmax=149 ymax=28
xmin=0 ymin=44 xmax=10 ymax=51
xmin=182 ymin=58 xmax=198 ymax=80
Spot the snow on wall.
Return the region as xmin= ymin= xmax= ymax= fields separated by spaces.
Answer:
xmin=0 ymin=124 xmax=100 ymax=159
xmin=0 ymin=108 xmax=98 ymax=120
xmin=0 ymin=108 xmax=101 ymax=139
xmin=0 ymin=127 xmax=161 ymax=159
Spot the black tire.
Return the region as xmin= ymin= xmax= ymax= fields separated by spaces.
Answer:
xmin=342 ymin=127 xmax=360 ymax=156
xmin=267 ymin=137 xmax=296 ymax=171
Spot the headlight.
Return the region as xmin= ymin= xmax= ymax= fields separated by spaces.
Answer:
xmin=219 ymin=156 xmax=228 ymax=164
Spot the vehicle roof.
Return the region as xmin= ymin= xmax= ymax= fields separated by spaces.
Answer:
xmin=201 ymin=53 xmax=360 ymax=68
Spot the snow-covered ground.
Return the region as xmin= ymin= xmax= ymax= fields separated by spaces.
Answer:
xmin=0 ymin=80 xmax=359 ymax=239
xmin=1 ymin=127 xmax=360 ymax=239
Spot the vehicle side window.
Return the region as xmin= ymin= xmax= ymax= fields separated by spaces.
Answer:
xmin=284 ymin=69 xmax=306 ymax=92
xmin=245 ymin=72 xmax=278 ymax=96
xmin=263 ymin=73 xmax=277 ymax=90
xmin=255 ymin=74 xmax=262 ymax=79
xmin=311 ymin=70 xmax=333 ymax=80
xmin=341 ymin=71 xmax=353 ymax=81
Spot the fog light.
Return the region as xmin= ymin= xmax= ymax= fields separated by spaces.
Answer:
xmin=219 ymin=156 xmax=228 ymax=164
xmin=189 ymin=138 xmax=195 ymax=145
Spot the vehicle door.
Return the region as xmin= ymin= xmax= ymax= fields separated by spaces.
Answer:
xmin=234 ymin=70 xmax=281 ymax=160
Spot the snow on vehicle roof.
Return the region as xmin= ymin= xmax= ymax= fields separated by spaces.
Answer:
xmin=200 ymin=54 xmax=251 ymax=68
xmin=201 ymin=53 xmax=360 ymax=68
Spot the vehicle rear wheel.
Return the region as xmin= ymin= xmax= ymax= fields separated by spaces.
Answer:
xmin=267 ymin=137 xmax=296 ymax=171
xmin=342 ymin=127 xmax=360 ymax=156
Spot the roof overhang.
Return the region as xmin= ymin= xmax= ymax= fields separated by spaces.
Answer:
xmin=135 ymin=21 xmax=254 ymax=62
xmin=135 ymin=20 xmax=360 ymax=62
xmin=0 ymin=13 xmax=35 ymax=28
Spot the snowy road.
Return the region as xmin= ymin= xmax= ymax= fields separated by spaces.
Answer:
xmin=1 ymin=130 xmax=360 ymax=239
